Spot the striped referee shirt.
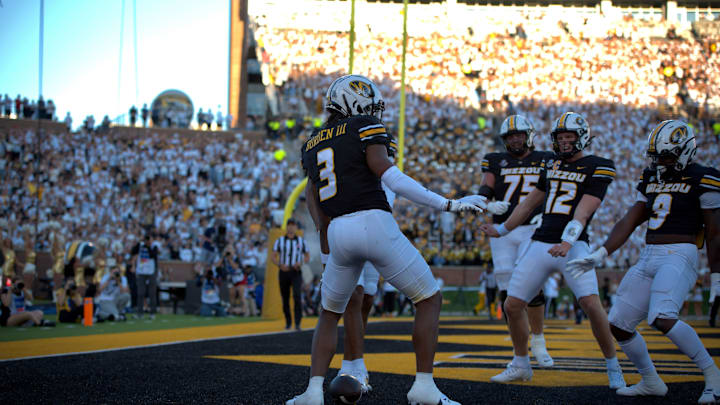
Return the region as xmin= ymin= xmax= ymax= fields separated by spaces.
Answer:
xmin=273 ymin=235 xmax=308 ymax=268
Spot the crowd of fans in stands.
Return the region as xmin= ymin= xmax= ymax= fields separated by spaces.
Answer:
xmin=2 ymin=12 xmax=720 ymax=316
xmin=255 ymin=14 xmax=720 ymax=271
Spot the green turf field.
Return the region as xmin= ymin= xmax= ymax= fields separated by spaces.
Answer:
xmin=0 ymin=314 xmax=263 ymax=342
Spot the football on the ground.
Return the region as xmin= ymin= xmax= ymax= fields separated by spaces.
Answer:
xmin=328 ymin=373 xmax=362 ymax=404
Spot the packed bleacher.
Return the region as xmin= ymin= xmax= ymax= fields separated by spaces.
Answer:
xmin=255 ymin=9 xmax=720 ymax=270
xmin=2 ymin=7 xmax=720 ymax=291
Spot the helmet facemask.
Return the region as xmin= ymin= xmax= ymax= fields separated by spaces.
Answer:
xmin=502 ymin=131 xmax=531 ymax=156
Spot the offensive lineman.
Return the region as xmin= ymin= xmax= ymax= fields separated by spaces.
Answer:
xmin=567 ymin=120 xmax=720 ymax=403
xmin=288 ymin=74 xmax=486 ymax=405
xmin=479 ymin=114 xmax=554 ymax=368
xmin=480 ymin=112 xmax=625 ymax=388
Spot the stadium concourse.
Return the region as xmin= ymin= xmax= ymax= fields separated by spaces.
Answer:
xmin=0 ymin=316 xmax=716 ymax=404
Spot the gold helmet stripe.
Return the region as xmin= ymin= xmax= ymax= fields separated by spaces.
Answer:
xmin=648 ymin=120 xmax=671 ymax=153
xmin=509 ymin=115 xmax=516 ymax=131
xmin=558 ymin=112 xmax=570 ymax=129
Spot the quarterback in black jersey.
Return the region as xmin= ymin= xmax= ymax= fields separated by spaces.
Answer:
xmin=568 ymin=120 xmax=720 ymax=403
xmin=479 ymin=114 xmax=554 ymax=368
xmin=290 ymin=75 xmax=486 ymax=405
xmin=480 ymin=112 xmax=625 ymax=389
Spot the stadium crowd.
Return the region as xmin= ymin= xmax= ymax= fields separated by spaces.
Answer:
xmin=255 ymin=14 xmax=720 ymax=271
xmin=2 ymin=10 xmax=720 ymax=324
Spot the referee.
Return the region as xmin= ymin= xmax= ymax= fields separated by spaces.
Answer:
xmin=272 ymin=218 xmax=309 ymax=330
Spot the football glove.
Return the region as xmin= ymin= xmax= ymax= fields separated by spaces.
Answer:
xmin=567 ymin=247 xmax=607 ymax=279
xmin=447 ymin=197 xmax=485 ymax=213
xmin=457 ymin=195 xmax=487 ymax=210
xmin=711 ymin=273 xmax=720 ymax=303
xmin=530 ymin=214 xmax=543 ymax=227
xmin=486 ymin=201 xmax=511 ymax=215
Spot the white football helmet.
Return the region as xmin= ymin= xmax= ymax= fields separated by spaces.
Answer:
xmin=325 ymin=75 xmax=385 ymax=120
xmin=550 ymin=112 xmax=592 ymax=158
xmin=499 ymin=115 xmax=535 ymax=155
xmin=647 ymin=120 xmax=696 ymax=180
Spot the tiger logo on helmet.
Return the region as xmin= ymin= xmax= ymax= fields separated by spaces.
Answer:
xmin=499 ymin=115 xmax=536 ymax=155
xmin=646 ymin=120 xmax=697 ymax=180
xmin=325 ymin=75 xmax=385 ymax=120
xmin=550 ymin=112 xmax=592 ymax=159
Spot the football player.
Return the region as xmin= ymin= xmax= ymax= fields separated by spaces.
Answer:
xmin=567 ymin=120 xmax=720 ymax=403
xmin=480 ymin=112 xmax=625 ymax=388
xmin=288 ymin=74 xmax=486 ymax=405
xmin=479 ymin=114 xmax=554 ymax=368
xmin=308 ymin=155 xmax=397 ymax=395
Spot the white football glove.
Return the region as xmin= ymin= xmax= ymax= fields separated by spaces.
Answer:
xmin=567 ymin=247 xmax=608 ymax=279
xmin=447 ymin=197 xmax=485 ymax=213
xmin=486 ymin=201 xmax=511 ymax=215
xmin=456 ymin=195 xmax=487 ymax=210
xmin=711 ymin=273 xmax=720 ymax=303
xmin=530 ymin=214 xmax=543 ymax=228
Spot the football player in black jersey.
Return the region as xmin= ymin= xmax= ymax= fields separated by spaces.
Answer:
xmin=480 ymin=112 xmax=625 ymax=388
xmin=288 ymin=74 xmax=487 ymax=405
xmin=568 ymin=120 xmax=720 ymax=403
xmin=479 ymin=114 xmax=554 ymax=368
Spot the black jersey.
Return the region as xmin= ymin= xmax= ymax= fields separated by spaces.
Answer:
xmin=637 ymin=163 xmax=720 ymax=245
xmin=481 ymin=150 xmax=553 ymax=224
xmin=532 ymin=155 xmax=616 ymax=244
xmin=301 ymin=115 xmax=393 ymax=219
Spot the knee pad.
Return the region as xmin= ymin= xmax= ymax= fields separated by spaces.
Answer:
xmin=528 ymin=290 xmax=545 ymax=307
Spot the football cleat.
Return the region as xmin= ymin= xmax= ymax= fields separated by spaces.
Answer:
xmin=616 ymin=376 xmax=667 ymax=397
xmin=286 ymin=389 xmax=324 ymax=405
xmin=698 ymin=388 xmax=720 ymax=404
xmin=530 ymin=335 xmax=554 ymax=368
xmin=490 ymin=363 xmax=533 ymax=383
xmin=406 ymin=381 xmax=460 ymax=405
xmin=607 ymin=367 xmax=626 ymax=390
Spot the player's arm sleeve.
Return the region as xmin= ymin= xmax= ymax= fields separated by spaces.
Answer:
xmin=479 ymin=154 xmax=496 ymax=198
xmin=585 ymin=160 xmax=616 ymax=199
xmin=272 ymin=238 xmax=280 ymax=252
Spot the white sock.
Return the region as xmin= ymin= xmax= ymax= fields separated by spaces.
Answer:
xmin=308 ymin=376 xmax=324 ymax=392
xmin=340 ymin=360 xmax=352 ymax=373
xmin=618 ymin=332 xmax=657 ymax=378
xmin=605 ymin=356 xmax=620 ymax=371
xmin=665 ymin=320 xmax=715 ymax=370
xmin=531 ymin=333 xmax=545 ymax=342
xmin=350 ymin=358 xmax=367 ymax=374
xmin=415 ymin=372 xmax=435 ymax=386
xmin=512 ymin=355 xmax=530 ymax=368
xmin=702 ymin=364 xmax=720 ymax=390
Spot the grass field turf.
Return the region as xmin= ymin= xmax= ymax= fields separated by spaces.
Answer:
xmin=0 ymin=316 xmax=715 ymax=404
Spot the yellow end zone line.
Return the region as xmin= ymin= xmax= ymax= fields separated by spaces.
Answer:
xmin=0 ymin=319 xmax=317 ymax=362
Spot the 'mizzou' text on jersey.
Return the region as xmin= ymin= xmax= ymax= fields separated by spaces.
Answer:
xmin=499 ymin=167 xmax=543 ymax=176
xmin=305 ymin=123 xmax=348 ymax=151
xmin=646 ymin=182 xmax=691 ymax=194
xmin=546 ymin=169 xmax=586 ymax=183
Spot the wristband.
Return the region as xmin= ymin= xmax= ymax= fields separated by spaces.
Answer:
xmin=320 ymin=253 xmax=329 ymax=265
xmin=561 ymin=219 xmax=584 ymax=245
xmin=496 ymin=223 xmax=510 ymax=237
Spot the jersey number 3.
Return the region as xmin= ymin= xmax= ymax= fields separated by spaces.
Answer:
xmin=318 ymin=148 xmax=337 ymax=201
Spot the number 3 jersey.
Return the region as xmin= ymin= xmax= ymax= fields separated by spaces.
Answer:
xmin=481 ymin=150 xmax=553 ymax=225
xmin=301 ymin=115 xmax=394 ymax=219
xmin=532 ymin=155 xmax=616 ymax=244
xmin=637 ymin=163 xmax=720 ymax=243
